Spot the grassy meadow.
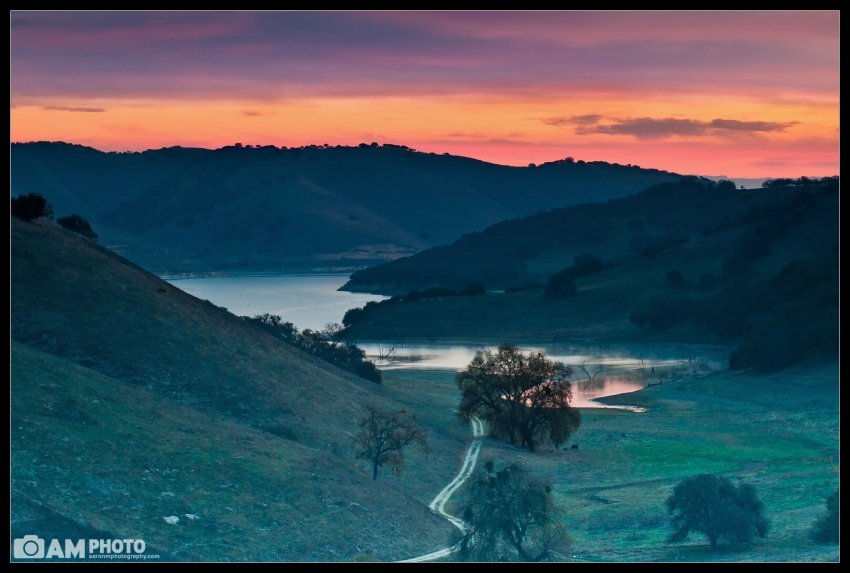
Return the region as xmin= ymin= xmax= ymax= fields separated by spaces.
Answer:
xmin=380 ymin=359 xmax=839 ymax=562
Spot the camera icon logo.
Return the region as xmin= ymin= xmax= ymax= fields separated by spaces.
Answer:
xmin=13 ymin=535 xmax=45 ymax=559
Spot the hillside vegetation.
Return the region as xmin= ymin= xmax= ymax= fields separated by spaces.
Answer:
xmin=342 ymin=179 xmax=824 ymax=293
xmin=11 ymin=142 xmax=687 ymax=272
xmin=343 ymin=178 xmax=838 ymax=372
xmin=10 ymin=218 xmax=470 ymax=560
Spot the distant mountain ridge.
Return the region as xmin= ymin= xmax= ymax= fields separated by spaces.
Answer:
xmin=11 ymin=141 xmax=691 ymax=273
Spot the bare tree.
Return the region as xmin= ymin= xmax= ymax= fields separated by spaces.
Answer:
xmin=457 ymin=460 xmax=570 ymax=561
xmin=354 ymin=406 xmax=430 ymax=480
xmin=377 ymin=344 xmax=396 ymax=361
xmin=577 ymin=360 xmax=603 ymax=383
xmin=320 ymin=322 xmax=345 ymax=349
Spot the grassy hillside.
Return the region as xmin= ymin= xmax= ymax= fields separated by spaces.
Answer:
xmin=342 ymin=179 xmax=838 ymax=365
xmin=11 ymin=142 xmax=687 ymax=272
xmin=10 ymin=218 xmax=476 ymax=560
xmin=342 ymin=179 xmax=826 ymax=293
xmin=13 ymin=218 xmax=380 ymax=447
xmin=11 ymin=343 xmax=454 ymax=561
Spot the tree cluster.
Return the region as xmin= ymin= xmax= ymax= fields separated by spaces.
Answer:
xmin=342 ymin=283 xmax=486 ymax=328
xmin=245 ymin=315 xmax=381 ymax=383
xmin=11 ymin=193 xmax=53 ymax=221
xmin=58 ymin=214 xmax=98 ymax=240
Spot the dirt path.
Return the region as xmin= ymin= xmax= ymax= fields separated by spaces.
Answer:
xmin=398 ymin=417 xmax=484 ymax=563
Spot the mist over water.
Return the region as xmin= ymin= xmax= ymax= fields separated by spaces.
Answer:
xmin=357 ymin=342 xmax=715 ymax=411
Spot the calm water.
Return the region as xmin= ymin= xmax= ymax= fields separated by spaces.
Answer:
xmin=356 ymin=343 xmax=695 ymax=372
xmin=357 ymin=342 xmax=725 ymax=411
xmin=167 ymin=274 xmax=725 ymax=410
xmin=166 ymin=274 xmax=386 ymax=331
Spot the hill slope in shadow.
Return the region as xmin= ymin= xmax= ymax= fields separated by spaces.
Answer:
xmin=11 ymin=141 xmax=689 ymax=272
xmin=11 ymin=218 xmax=462 ymax=561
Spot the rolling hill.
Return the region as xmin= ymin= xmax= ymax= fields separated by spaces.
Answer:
xmin=11 ymin=142 xmax=688 ymax=273
xmin=10 ymin=217 xmax=470 ymax=561
xmin=341 ymin=179 xmax=784 ymax=294
xmin=343 ymin=180 xmax=837 ymax=295
xmin=341 ymin=178 xmax=838 ymax=370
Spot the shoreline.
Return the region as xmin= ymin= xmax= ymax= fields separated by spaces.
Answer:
xmin=160 ymin=270 xmax=359 ymax=281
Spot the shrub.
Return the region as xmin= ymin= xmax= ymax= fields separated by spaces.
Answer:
xmin=811 ymin=490 xmax=839 ymax=543
xmin=571 ymin=254 xmax=605 ymax=278
xmin=11 ymin=193 xmax=53 ymax=221
xmin=57 ymin=214 xmax=98 ymax=240
xmin=543 ymin=269 xmax=577 ymax=300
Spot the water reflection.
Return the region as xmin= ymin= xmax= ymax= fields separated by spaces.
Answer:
xmin=165 ymin=274 xmax=386 ymax=331
xmin=358 ymin=342 xmax=725 ymax=412
xmin=568 ymin=377 xmax=646 ymax=412
xmin=357 ymin=342 xmax=707 ymax=372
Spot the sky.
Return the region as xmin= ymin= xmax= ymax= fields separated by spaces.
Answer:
xmin=10 ymin=11 xmax=839 ymax=178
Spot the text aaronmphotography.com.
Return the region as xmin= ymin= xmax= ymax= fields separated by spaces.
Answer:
xmin=12 ymin=535 xmax=160 ymax=560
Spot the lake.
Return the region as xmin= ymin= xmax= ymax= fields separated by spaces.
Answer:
xmin=167 ymin=273 xmax=725 ymax=410
xmin=356 ymin=341 xmax=726 ymax=411
xmin=166 ymin=273 xmax=386 ymax=331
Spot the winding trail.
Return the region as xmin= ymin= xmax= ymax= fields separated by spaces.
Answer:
xmin=398 ymin=417 xmax=484 ymax=563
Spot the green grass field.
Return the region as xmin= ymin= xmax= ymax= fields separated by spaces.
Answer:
xmin=381 ymin=360 xmax=839 ymax=562
xmin=11 ymin=220 xmax=471 ymax=561
xmin=11 ymin=216 xmax=838 ymax=562
xmin=11 ymin=343 xmax=461 ymax=561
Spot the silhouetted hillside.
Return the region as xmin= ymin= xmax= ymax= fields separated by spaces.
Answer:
xmin=342 ymin=179 xmax=776 ymax=293
xmin=342 ymin=178 xmax=838 ymax=371
xmin=11 ymin=141 xmax=689 ymax=272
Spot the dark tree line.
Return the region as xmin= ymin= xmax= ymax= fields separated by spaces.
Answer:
xmin=542 ymin=253 xmax=607 ymax=300
xmin=12 ymin=193 xmax=98 ymax=241
xmin=342 ymin=283 xmax=485 ymax=328
xmin=58 ymin=214 xmax=98 ymax=240
xmin=244 ymin=314 xmax=381 ymax=383
xmin=630 ymin=255 xmax=837 ymax=371
xmin=11 ymin=193 xmax=53 ymax=221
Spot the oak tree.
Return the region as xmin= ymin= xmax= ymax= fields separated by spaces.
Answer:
xmin=354 ymin=406 xmax=430 ymax=480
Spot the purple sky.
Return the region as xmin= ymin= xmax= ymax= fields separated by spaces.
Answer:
xmin=10 ymin=11 xmax=839 ymax=176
